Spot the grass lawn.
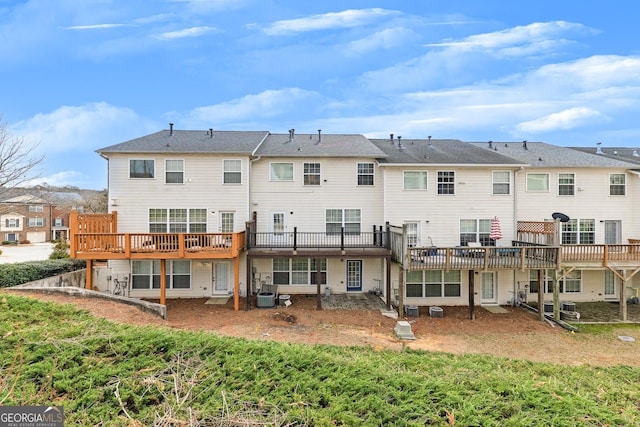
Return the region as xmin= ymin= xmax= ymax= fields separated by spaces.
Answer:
xmin=1 ymin=294 xmax=639 ymax=426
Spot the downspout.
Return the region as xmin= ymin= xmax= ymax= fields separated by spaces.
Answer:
xmin=513 ymin=167 xmax=521 ymax=305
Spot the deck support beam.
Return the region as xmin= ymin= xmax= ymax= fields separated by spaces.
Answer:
xmin=468 ymin=270 xmax=475 ymax=320
xmin=160 ymin=259 xmax=167 ymax=306
xmin=85 ymin=259 xmax=93 ymax=290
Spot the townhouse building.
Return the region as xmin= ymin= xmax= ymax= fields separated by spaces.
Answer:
xmin=69 ymin=126 xmax=640 ymax=318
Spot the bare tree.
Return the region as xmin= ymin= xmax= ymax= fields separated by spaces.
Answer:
xmin=0 ymin=116 xmax=43 ymax=200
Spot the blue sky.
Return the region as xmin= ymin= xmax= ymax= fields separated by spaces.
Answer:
xmin=2 ymin=0 xmax=640 ymax=190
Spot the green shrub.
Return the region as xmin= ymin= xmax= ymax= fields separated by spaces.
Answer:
xmin=0 ymin=259 xmax=86 ymax=287
xmin=49 ymin=239 xmax=71 ymax=259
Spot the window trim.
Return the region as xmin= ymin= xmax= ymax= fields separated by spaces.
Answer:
xmin=609 ymin=173 xmax=626 ymax=196
xmin=557 ymin=172 xmax=575 ymax=196
xmin=28 ymin=217 xmax=45 ymax=227
xmin=325 ymin=208 xmax=361 ymax=235
xmin=403 ymin=171 xmax=428 ymax=190
xmin=129 ymin=159 xmax=155 ymax=179
xmin=303 ymin=162 xmax=321 ymax=186
xmin=492 ymin=170 xmax=511 ymax=195
xmin=405 ymin=270 xmax=462 ymax=298
xmin=131 ymin=260 xmax=192 ymax=290
xmin=148 ymin=208 xmax=208 ymax=233
xmin=165 ymin=159 xmax=185 ymax=184
xmin=219 ymin=211 xmax=235 ymax=233
xmin=526 ymin=173 xmax=550 ymax=192
xmin=272 ymin=258 xmax=327 ymax=286
xmin=28 ymin=205 xmax=44 ymax=212
xmin=223 ymin=159 xmax=242 ymax=184
xmin=459 ymin=218 xmax=493 ymax=246
xmin=357 ymin=163 xmax=375 ymax=186
xmin=270 ymin=162 xmax=294 ymax=182
xmin=437 ymin=171 xmax=455 ymax=195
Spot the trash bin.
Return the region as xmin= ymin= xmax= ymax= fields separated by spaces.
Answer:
xmin=325 ymin=287 xmax=331 ymax=297
xmin=279 ymin=294 xmax=291 ymax=307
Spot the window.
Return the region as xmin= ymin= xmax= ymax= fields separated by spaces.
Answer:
xmin=130 ymin=159 xmax=155 ymax=179
xmin=604 ymin=270 xmax=616 ymax=296
xmin=609 ymin=173 xmax=625 ymax=195
xmin=326 ymin=209 xmax=361 ymax=235
xmin=405 ymin=222 xmax=420 ymax=247
xmin=558 ymin=173 xmax=575 ymax=196
xmin=28 ymin=205 xmax=44 ymax=212
xmin=530 ymin=270 xmax=582 ymax=294
xmin=460 ymin=219 xmax=493 ymax=246
xmin=131 ymin=260 xmax=191 ymax=290
xmin=219 ymin=212 xmax=235 ymax=232
xmin=165 ymin=160 xmax=184 ymax=184
xmin=492 ymin=171 xmax=510 ymax=195
xmin=54 ymin=218 xmax=63 ymax=226
xmin=526 ymin=173 xmax=549 ymax=191
xmin=403 ymin=171 xmax=428 ymax=190
xmin=270 ymin=163 xmax=293 ymax=181
xmin=5 ymin=218 xmax=19 ymax=228
xmin=437 ymin=171 xmax=455 ymax=195
xmin=357 ymin=163 xmax=374 ymax=186
xmin=272 ymin=258 xmax=327 ymax=286
xmin=28 ymin=218 xmax=45 ymax=227
xmin=304 ymin=163 xmax=321 ymax=185
xmin=406 ymin=270 xmax=461 ymax=298
xmin=149 ymin=208 xmax=207 ymax=233
xmin=561 ymin=219 xmax=595 ymax=244
xmin=224 ymin=160 xmax=242 ymax=184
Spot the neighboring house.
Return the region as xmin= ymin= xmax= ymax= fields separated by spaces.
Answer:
xmin=0 ymin=190 xmax=87 ymax=242
xmin=69 ymin=126 xmax=640 ymax=318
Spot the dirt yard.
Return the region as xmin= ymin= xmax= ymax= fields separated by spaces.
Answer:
xmin=5 ymin=291 xmax=640 ymax=367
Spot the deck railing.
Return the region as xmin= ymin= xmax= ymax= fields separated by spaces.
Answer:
xmin=405 ymin=245 xmax=559 ymax=271
xmin=71 ymin=232 xmax=244 ymax=259
xmin=561 ymin=244 xmax=640 ymax=264
xmin=247 ymin=226 xmax=388 ymax=250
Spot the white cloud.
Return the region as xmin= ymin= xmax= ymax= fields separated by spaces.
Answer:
xmin=516 ymin=107 xmax=605 ymax=133
xmin=155 ymin=26 xmax=218 ymax=40
xmin=263 ymin=8 xmax=397 ymax=35
xmin=23 ymin=171 xmax=89 ymax=188
xmin=185 ymin=88 xmax=323 ymax=127
xmin=345 ymin=27 xmax=415 ymax=55
xmin=64 ymin=24 xmax=131 ymax=30
xmin=11 ymin=103 xmax=156 ymax=153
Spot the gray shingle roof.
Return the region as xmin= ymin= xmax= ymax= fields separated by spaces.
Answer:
xmin=570 ymin=146 xmax=640 ymax=166
xmin=468 ymin=141 xmax=640 ymax=168
xmin=253 ymin=132 xmax=388 ymax=158
xmin=97 ymin=129 xmax=270 ymax=155
xmin=370 ymin=138 xmax=526 ymax=165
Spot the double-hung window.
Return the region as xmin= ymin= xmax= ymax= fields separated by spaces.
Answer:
xmin=437 ymin=171 xmax=455 ymax=195
xmin=304 ymin=163 xmax=321 ymax=185
xmin=130 ymin=159 xmax=155 ymax=179
xmin=326 ymin=209 xmax=361 ymax=235
xmin=165 ymin=160 xmax=184 ymax=184
xmin=28 ymin=218 xmax=45 ymax=227
xmin=531 ymin=270 xmax=582 ymax=294
xmin=224 ymin=160 xmax=242 ymax=184
xmin=6 ymin=218 xmax=19 ymax=228
xmin=148 ymin=208 xmax=207 ymax=233
xmin=492 ymin=171 xmax=510 ymax=195
xmin=609 ymin=173 xmax=625 ymax=195
xmin=357 ymin=163 xmax=374 ymax=186
xmin=406 ymin=270 xmax=461 ymax=298
xmin=558 ymin=173 xmax=575 ymax=196
xmin=270 ymin=163 xmax=293 ymax=181
xmin=131 ymin=260 xmax=191 ymax=290
xmin=28 ymin=205 xmax=43 ymax=212
xmin=405 ymin=222 xmax=420 ymax=247
xmin=460 ymin=219 xmax=492 ymax=246
xmin=272 ymin=258 xmax=327 ymax=286
xmin=561 ymin=219 xmax=595 ymax=244
xmin=403 ymin=171 xmax=428 ymax=190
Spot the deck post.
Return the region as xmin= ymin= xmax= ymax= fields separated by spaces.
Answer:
xmin=234 ymin=257 xmax=240 ymax=311
xmin=620 ymin=276 xmax=628 ymax=321
xmin=85 ymin=259 xmax=93 ymax=290
xmin=245 ymin=256 xmax=252 ymax=311
xmin=315 ymin=257 xmax=322 ymax=310
xmin=385 ymin=257 xmax=391 ymax=310
xmin=160 ymin=259 xmax=167 ymax=306
xmin=552 ymin=269 xmax=560 ymax=321
xmin=398 ymin=267 xmax=404 ymax=317
xmin=468 ymin=270 xmax=475 ymax=320
xmin=538 ymin=269 xmax=544 ymax=321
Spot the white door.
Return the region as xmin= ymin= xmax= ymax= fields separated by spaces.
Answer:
xmin=212 ymin=262 xmax=229 ymax=295
xmin=271 ymin=211 xmax=287 ymax=245
xmin=346 ymin=260 xmax=363 ymax=291
xmin=481 ymin=272 xmax=497 ymax=304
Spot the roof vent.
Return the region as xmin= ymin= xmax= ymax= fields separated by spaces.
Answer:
xmin=522 ymin=140 xmax=528 ymax=150
xmin=488 ymin=140 xmax=493 ymax=149
xmin=397 ymin=136 xmax=403 ymax=151
xmin=596 ymin=142 xmax=603 ymax=154
xmin=209 ymin=128 xmax=214 ymax=138
xmin=504 ymin=143 xmax=508 ymax=147
xmin=538 ymin=157 xmax=543 ymax=161
xmin=389 ymin=133 xmax=394 ymax=144
xmin=169 ymin=123 xmax=174 ymax=136
xmin=317 ymin=129 xmax=322 ymax=143
xmin=633 ymin=148 xmax=639 ymax=157
xmin=428 ymin=135 xmax=432 ymax=147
